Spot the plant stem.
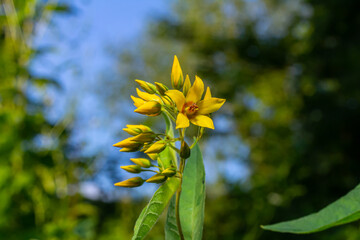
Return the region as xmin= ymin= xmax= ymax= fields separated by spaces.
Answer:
xmin=176 ymin=158 xmax=186 ymax=240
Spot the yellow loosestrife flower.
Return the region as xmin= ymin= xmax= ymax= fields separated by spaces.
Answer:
xmin=166 ymin=76 xmax=225 ymax=129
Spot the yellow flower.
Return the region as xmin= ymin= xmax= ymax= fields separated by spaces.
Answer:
xmin=166 ymin=76 xmax=225 ymax=129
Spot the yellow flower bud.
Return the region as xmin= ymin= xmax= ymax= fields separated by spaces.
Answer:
xmin=135 ymin=80 xmax=157 ymax=94
xmin=131 ymin=132 xmax=156 ymax=143
xmin=162 ymin=167 xmax=177 ymax=177
xmin=114 ymin=177 xmax=144 ymax=188
xmin=147 ymin=153 xmax=158 ymax=160
xmin=171 ymin=55 xmax=184 ymax=90
xmin=146 ymin=173 xmax=167 ymax=183
xmin=120 ymin=165 xmax=142 ymax=173
xmin=130 ymin=158 xmax=152 ymax=168
xmin=134 ymin=101 xmax=162 ymax=116
xmin=119 ymin=147 xmax=139 ymax=152
xmin=131 ymin=95 xmax=146 ymax=108
xmin=183 ymin=74 xmax=191 ymax=96
xmin=154 ymin=82 xmax=169 ymax=95
xmin=140 ymin=142 xmax=152 ymax=152
xmin=144 ymin=140 xmax=167 ymax=154
xmin=180 ymin=141 xmax=191 ymax=159
xmin=113 ymin=138 xmax=142 ymax=149
xmin=127 ymin=124 xmax=152 ymax=133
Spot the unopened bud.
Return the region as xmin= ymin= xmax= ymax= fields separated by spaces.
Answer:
xmin=147 ymin=153 xmax=158 ymax=160
xmin=131 ymin=95 xmax=146 ymax=108
xmin=113 ymin=138 xmax=142 ymax=149
xmin=130 ymin=158 xmax=152 ymax=168
xmin=134 ymin=101 xmax=162 ymax=116
xmin=114 ymin=177 xmax=144 ymax=188
xmin=119 ymin=147 xmax=142 ymax=152
xmin=146 ymin=173 xmax=167 ymax=183
xmin=171 ymin=55 xmax=184 ymax=90
xmin=144 ymin=140 xmax=167 ymax=154
xmin=162 ymin=167 xmax=177 ymax=177
xmin=155 ymin=82 xmax=169 ymax=95
xmin=180 ymin=141 xmax=191 ymax=159
xmin=135 ymin=80 xmax=157 ymax=94
xmin=183 ymin=74 xmax=191 ymax=96
xmin=123 ymin=124 xmax=152 ymax=136
xmin=121 ymin=165 xmax=142 ymax=173
xmin=131 ymin=132 xmax=156 ymax=143
xmin=140 ymin=142 xmax=152 ymax=152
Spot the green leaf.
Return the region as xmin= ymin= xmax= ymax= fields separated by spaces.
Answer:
xmin=165 ymin=143 xmax=205 ymax=240
xmin=180 ymin=143 xmax=206 ymax=240
xmin=165 ymin=196 xmax=180 ymax=240
xmin=132 ymin=177 xmax=180 ymax=240
xmin=158 ymin=114 xmax=177 ymax=169
xmin=262 ymin=183 xmax=360 ymax=234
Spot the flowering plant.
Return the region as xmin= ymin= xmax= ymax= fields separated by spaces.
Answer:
xmin=113 ymin=56 xmax=225 ymax=240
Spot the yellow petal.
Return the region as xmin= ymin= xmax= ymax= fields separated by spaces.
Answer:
xmin=190 ymin=115 xmax=214 ymax=129
xmin=197 ymin=98 xmax=226 ymax=115
xmin=136 ymin=88 xmax=161 ymax=102
xmin=176 ymin=113 xmax=190 ymax=129
xmin=186 ymin=75 xmax=204 ymax=103
xmin=171 ymin=55 xmax=183 ymax=89
xmin=165 ymin=90 xmax=185 ymax=111
xmin=183 ymin=74 xmax=191 ymax=97
xmin=204 ymin=87 xmax=212 ymax=100
xmin=131 ymin=95 xmax=146 ymax=108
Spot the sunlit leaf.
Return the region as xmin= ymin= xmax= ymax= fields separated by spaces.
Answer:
xmin=132 ymin=177 xmax=180 ymax=240
xmin=165 ymin=143 xmax=205 ymax=240
xmin=262 ymin=183 xmax=360 ymax=234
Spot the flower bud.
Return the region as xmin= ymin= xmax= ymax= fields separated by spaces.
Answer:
xmin=130 ymin=158 xmax=152 ymax=168
xmin=135 ymin=80 xmax=157 ymax=94
xmin=154 ymin=82 xmax=169 ymax=95
xmin=146 ymin=173 xmax=167 ymax=183
xmin=119 ymin=147 xmax=141 ymax=152
xmin=140 ymin=142 xmax=152 ymax=152
xmin=114 ymin=177 xmax=144 ymax=188
xmin=131 ymin=95 xmax=146 ymax=108
xmin=183 ymin=74 xmax=191 ymax=96
xmin=134 ymin=101 xmax=162 ymax=116
xmin=147 ymin=153 xmax=158 ymax=160
xmin=180 ymin=141 xmax=191 ymax=159
xmin=120 ymin=165 xmax=142 ymax=173
xmin=131 ymin=132 xmax=156 ymax=143
xmin=171 ymin=55 xmax=184 ymax=90
xmin=162 ymin=167 xmax=177 ymax=177
xmin=113 ymin=138 xmax=142 ymax=149
xmin=144 ymin=140 xmax=167 ymax=154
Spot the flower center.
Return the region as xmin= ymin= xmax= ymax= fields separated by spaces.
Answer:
xmin=183 ymin=102 xmax=198 ymax=116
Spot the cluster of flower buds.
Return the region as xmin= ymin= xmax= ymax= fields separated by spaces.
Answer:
xmin=113 ymin=55 xmax=225 ymax=188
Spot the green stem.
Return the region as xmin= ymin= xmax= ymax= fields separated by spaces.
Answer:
xmin=175 ymin=158 xmax=185 ymax=240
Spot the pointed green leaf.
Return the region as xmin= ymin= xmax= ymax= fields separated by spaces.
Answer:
xmin=262 ymin=183 xmax=360 ymax=234
xmin=159 ymin=113 xmax=177 ymax=169
xmin=182 ymin=143 xmax=206 ymax=239
xmin=132 ymin=177 xmax=180 ymax=240
xmin=165 ymin=143 xmax=205 ymax=240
